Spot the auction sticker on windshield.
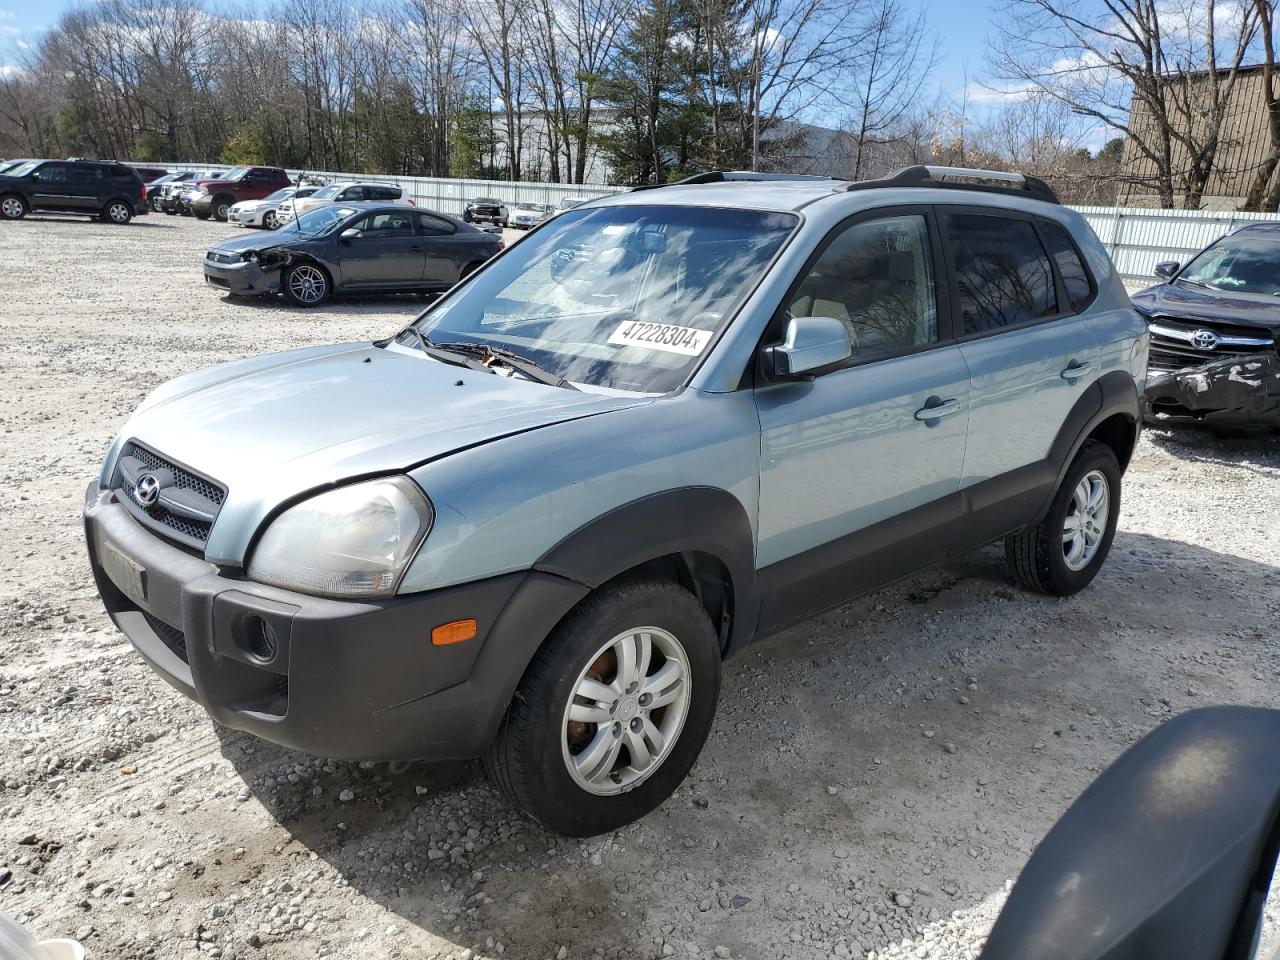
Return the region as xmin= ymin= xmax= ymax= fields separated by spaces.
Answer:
xmin=608 ymin=320 xmax=713 ymax=356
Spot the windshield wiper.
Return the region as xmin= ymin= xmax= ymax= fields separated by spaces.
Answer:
xmin=1177 ymin=276 xmax=1215 ymax=290
xmin=433 ymin=341 xmax=580 ymax=391
xmin=396 ymin=327 xmax=493 ymax=373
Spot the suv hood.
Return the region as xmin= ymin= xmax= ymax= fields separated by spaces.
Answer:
xmin=112 ymin=342 xmax=649 ymax=564
xmin=1131 ymin=281 xmax=1280 ymax=330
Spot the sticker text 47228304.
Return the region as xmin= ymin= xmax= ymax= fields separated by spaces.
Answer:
xmin=608 ymin=320 xmax=713 ymax=357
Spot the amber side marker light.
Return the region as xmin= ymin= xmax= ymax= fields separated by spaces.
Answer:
xmin=432 ymin=619 xmax=477 ymax=646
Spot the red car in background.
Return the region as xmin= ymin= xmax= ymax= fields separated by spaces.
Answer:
xmin=188 ymin=166 xmax=291 ymax=221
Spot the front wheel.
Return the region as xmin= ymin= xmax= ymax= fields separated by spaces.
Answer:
xmin=103 ymin=200 xmax=132 ymax=224
xmin=1005 ymin=440 xmax=1120 ymax=596
xmin=263 ymin=210 xmax=278 ymax=229
xmin=0 ymin=193 xmax=26 ymax=220
xmin=282 ymin=261 xmax=330 ymax=306
xmin=485 ymin=578 xmax=721 ymax=837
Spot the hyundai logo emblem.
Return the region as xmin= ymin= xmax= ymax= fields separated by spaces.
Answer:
xmin=1190 ymin=329 xmax=1221 ymax=351
xmin=134 ymin=474 xmax=161 ymax=507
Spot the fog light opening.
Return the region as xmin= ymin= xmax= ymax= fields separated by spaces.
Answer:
xmin=245 ymin=616 xmax=278 ymax=662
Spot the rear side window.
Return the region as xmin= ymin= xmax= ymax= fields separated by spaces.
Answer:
xmin=370 ymin=186 xmax=401 ymax=200
xmin=417 ymin=213 xmax=455 ymax=236
xmin=945 ymin=213 xmax=1057 ymax=334
xmin=1039 ymin=220 xmax=1093 ymax=312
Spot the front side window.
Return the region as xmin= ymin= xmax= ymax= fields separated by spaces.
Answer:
xmin=1177 ymin=233 xmax=1280 ymax=296
xmin=788 ymin=214 xmax=937 ymax=364
xmin=34 ymin=164 xmax=69 ymax=183
xmin=351 ymin=211 xmax=414 ymax=237
xmin=338 ymin=186 xmax=365 ymax=201
xmin=947 ymin=213 xmax=1058 ymax=333
xmin=409 ymin=204 xmax=797 ymax=393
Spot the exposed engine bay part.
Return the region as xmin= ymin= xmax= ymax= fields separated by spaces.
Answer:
xmin=1145 ymin=353 xmax=1280 ymax=430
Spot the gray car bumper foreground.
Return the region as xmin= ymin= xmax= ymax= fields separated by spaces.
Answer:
xmin=83 ymin=483 xmax=577 ymax=761
xmin=1146 ymin=354 xmax=1280 ymax=429
xmin=203 ymin=258 xmax=281 ymax=296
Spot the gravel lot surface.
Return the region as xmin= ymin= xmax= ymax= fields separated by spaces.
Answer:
xmin=1 ymin=212 xmax=1278 ymax=960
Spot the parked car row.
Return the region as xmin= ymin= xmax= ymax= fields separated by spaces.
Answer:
xmin=463 ymin=195 xmax=589 ymax=228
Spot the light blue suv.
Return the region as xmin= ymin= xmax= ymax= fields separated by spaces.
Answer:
xmin=84 ymin=166 xmax=1147 ymax=836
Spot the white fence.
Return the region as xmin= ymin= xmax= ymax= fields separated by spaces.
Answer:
xmin=159 ymin=162 xmax=626 ymax=217
xmin=156 ymin=163 xmax=1280 ymax=282
xmin=1073 ymin=205 xmax=1280 ymax=283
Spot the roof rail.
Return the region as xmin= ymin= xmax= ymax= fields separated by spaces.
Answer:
xmin=844 ymin=165 xmax=1060 ymax=204
xmin=631 ymin=170 xmax=836 ymax=191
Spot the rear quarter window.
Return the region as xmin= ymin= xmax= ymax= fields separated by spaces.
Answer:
xmin=1039 ymin=220 xmax=1095 ymax=312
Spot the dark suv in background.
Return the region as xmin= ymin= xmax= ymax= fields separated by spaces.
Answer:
xmin=0 ymin=159 xmax=148 ymax=224
xmin=187 ymin=167 xmax=291 ymax=221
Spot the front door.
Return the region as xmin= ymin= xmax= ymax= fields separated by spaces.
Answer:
xmin=941 ymin=210 xmax=1101 ymax=537
xmin=337 ymin=210 xmax=423 ymax=287
xmin=28 ymin=163 xmax=76 ymax=211
xmin=754 ymin=209 xmax=970 ymax=633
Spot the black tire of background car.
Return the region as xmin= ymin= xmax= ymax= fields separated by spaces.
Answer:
xmin=213 ymin=196 xmax=233 ymax=221
xmin=1005 ymin=440 xmax=1121 ymax=597
xmin=193 ymin=210 xmax=209 ymax=220
xmin=484 ymin=577 xmax=721 ymax=837
xmin=281 ymin=261 xmax=331 ymax=307
xmin=102 ymin=201 xmax=133 ymax=225
xmin=0 ymin=193 xmax=27 ymax=220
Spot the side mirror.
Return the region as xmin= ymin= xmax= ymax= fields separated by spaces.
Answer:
xmin=980 ymin=707 xmax=1280 ymax=960
xmin=766 ymin=316 xmax=852 ymax=378
xmin=1154 ymin=260 xmax=1180 ymax=279
xmin=340 ymin=228 xmax=361 ymax=241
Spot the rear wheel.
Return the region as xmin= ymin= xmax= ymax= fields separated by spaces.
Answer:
xmin=282 ymin=262 xmax=331 ymax=306
xmin=0 ymin=194 xmax=26 ymax=220
xmin=485 ymin=578 xmax=721 ymax=836
xmin=1005 ymin=441 xmax=1120 ymax=596
xmin=102 ymin=200 xmax=133 ymax=225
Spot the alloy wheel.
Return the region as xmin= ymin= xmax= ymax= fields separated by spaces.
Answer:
xmin=264 ymin=211 xmax=277 ymax=229
xmin=1 ymin=197 xmax=23 ymax=219
xmin=560 ymin=626 xmax=691 ymax=796
xmin=1062 ymin=469 xmax=1109 ymax=571
xmin=107 ymin=203 xmax=130 ymax=223
xmin=288 ymin=265 xmax=327 ymax=304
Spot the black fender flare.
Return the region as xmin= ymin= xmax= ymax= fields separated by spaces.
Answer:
xmin=1037 ymin=370 xmax=1140 ymax=521
xmin=535 ymin=486 xmax=757 ymax=648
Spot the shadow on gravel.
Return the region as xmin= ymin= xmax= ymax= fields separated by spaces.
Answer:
xmin=215 ymin=528 xmax=1278 ymax=960
xmin=15 ymin=214 xmax=177 ymax=228
xmin=1145 ymin=424 xmax=1280 ymax=471
xmin=217 ymin=292 xmax=439 ymax=315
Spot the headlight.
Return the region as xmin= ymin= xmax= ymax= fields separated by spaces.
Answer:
xmin=248 ymin=477 xmax=433 ymax=598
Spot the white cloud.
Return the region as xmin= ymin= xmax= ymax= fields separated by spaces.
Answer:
xmin=0 ymin=63 xmax=22 ymax=77
xmin=0 ymin=10 xmax=14 ymax=20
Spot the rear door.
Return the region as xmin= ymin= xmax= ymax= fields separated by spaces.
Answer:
xmin=942 ymin=208 xmax=1100 ymax=539
xmin=67 ymin=163 xmax=109 ymax=212
xmin=338 ymin=209 xmax=422 ymax=286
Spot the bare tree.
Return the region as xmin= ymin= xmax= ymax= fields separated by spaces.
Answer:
xmin=1243 ymin=0 xmax=1280 ymax=210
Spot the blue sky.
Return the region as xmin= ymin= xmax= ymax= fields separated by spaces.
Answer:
xmin=1 ymin=0 xmax=996 ymax=109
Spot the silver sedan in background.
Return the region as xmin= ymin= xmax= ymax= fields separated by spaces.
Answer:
xmin=228 ymin=186 xmax=320 ymax=229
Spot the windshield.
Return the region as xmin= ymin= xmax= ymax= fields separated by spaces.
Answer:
xmin=263 ymin=187 xmax=293 ymax=202
xmin=8 ymin=162 xmax=38 ymax=177
xmin=408 ymin=204 xmax=797 ymax=393
xmin=474 ymin=197 xmax=500 ymax=204
xmin=221 ymin=166 xmax=249 ymax=182
xmin=284 ymin=205 xmax=356 ymax=235
xmin=310 ymin=184 xmax=342 ymax=200
xmin=1178 ymin=235 xmax=1280 ymax=295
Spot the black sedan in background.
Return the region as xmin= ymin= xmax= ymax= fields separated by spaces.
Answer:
xmin=203 ymin=202 xmax=504 ymax=306
xmin=1132 ymin=221 xmax=1280 ymax=431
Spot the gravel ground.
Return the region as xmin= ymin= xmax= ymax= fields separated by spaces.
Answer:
xmin=1 ymin=212 xmax=1278 ymax=960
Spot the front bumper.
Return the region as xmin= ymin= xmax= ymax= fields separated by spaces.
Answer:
xmin=84 ymin=484 xmax=551 ymax=761
xmin=203 ymin=256 xmax=281 ymax=296
xmin=1145 ymin=354 xmax=1280 ymax=429
xmin=189 ymin=197 xmax=214 ymax=217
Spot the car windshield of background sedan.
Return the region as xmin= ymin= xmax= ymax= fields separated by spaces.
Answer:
xmin=308 ymin=184 xmax=343 ymax=201
xmin=282 ymin=205 xmax=357 ymax=236
xmin=409 ymin=204 xmax=797 ymax=393
xmin=262 ymin=187 xmax=294 ymax=203
xmin=1178 ymin=235 xmax=1280 ymax=296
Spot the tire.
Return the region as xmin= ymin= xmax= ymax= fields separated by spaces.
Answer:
xmin=263 ymin=210 xmax=278 ymax=230
xmin=164 ymin=207 xmax=177 ymax=216
xmin=193 ymin=209 xmax=208 ymax=220
xmin=0 ymin=193 xmax=27 ymax=220
xmin=212 ymin=196 xmax=233 ymax=221
xmin=282 ymin=261 xmax=331 ymax=307
xmin=103 ymin=200 xmax=133 ymax=225
xmin=484 ymin=578 xmax=721 ymax=837
xmin=1005 ymin=440 xmax=1121 ymax=597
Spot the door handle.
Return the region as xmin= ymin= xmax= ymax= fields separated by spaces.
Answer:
xmin=914 ymin=398 xmax=960 ymax=421
xmin=1060 ymin=361 xmax=1093 ymax=381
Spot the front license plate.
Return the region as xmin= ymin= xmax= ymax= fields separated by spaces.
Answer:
xmin=101 ymin=540 xmax=147 ymax=608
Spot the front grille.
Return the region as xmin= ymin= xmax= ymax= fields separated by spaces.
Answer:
xmin=143 ymin=611 xmax=188 ymax=663
xmin=114 ymin=441 xmax=227 ymax=548
xmin=1149 ymin=318 xmax=1276 ymax=373
xmin=206 ymin=275 xmax=230 ymax=288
